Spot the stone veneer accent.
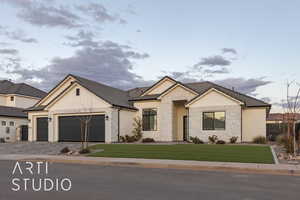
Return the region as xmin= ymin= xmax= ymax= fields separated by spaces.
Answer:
xmin=189 ymin=105 xmax=241 ymax=142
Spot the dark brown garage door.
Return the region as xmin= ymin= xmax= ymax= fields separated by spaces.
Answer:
xmin=36 ymin=117 xmax=48 ymax=141
xmin=58 ymin=115 xmax=105 ymax=142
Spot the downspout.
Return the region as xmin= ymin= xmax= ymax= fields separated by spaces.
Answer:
xmin=117 ymin=109 xmax=120 ymax=143
xmin=187 ymin=107 xmax=189 ymax=142
xmin=240 ymin=106 xmax=243 ymax=143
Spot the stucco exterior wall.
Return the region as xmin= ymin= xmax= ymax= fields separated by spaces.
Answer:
xmin=0 ymin=95 xmax=6 ymax=106
xmin=242 ymin=107 xmax=267 ymax=142
xmin=0 ymin=117 xmax=28 ymax=142
xmin=14 ymin=96 xmax=39 ymax=108
xmin=146 ymin=79 xmax=175 ymax=95
xmin=119 ymin=110 xmax=136 ymax=137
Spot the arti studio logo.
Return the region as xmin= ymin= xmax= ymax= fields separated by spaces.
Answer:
xmin=11 ymin=161 xmax=72 ymax=192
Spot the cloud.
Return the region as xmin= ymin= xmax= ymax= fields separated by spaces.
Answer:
xmin=215 ymin=77 xmax=272 ymax=95
xmin=64 ymin=30 xmax=100 ymax=47
xmin=0 ymin=48 xmax=18 ymax=55
xmin=203 ymin=67 xmax=229 ymax=74
xmin=76 ymin=3 xmax=126 ymax=24
xmin=0 ymin=26 xmax=37 ymax=43
xmin=7 ymin=41 xmax=150 ymax=90
xmin=260 ymin=97 xmax=272 ymax=103
xmin=3 ymin=0 xmax=82 ymax=28
xmin=221 ymin=48 xmax=237 ymax=55
xmin=194 ymin=55 xmax=231 ymax=67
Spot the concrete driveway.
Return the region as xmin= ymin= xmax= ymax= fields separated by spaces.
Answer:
xmin=0 ymin=142 xmax=82 ymax=155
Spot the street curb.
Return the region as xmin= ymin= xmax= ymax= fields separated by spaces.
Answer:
xmin=270 ymin=146 xmax=279 ymax=164
xmin=21 ymin=157 xmax=300 ymax=176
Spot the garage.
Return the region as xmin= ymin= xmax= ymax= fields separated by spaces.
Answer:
xmin=58 ymin=115 xmax=105 ymax=142
xmin=36 ymin=117 xmax=49 ymax=141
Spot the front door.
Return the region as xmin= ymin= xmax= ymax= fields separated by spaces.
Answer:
xmin=183 ymin=116 xmax=188 ymax=141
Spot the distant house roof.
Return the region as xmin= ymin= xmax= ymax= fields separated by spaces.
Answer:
xmin=0 ymin=106 xmax=27 ymax=118
xmin=0 ymin=80 xmax=47 ymax=98
xmin=267 ymin=113 xmax=300 ymax=122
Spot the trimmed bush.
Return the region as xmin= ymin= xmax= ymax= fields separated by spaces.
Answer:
xmin=142 ymin=138 xmax=155 ymax=143
xmin=60 ymin=147 xmax=70 ymax=154
xmin=229 ymin=136 xmax=238 ymax=144
xmin=208 ymin=135 xmax=218 ymax=144
xmin=216 ymin=140 xmax=226 ymax=144
xmin=190 ymin=136 xmax=204 ymax=144
xmin=252 ymin=136 xmax=267 ymax=144
xmin=79 ymin=148 xmax=91 ymax=154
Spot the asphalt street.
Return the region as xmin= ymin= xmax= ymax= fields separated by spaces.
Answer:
xmin=0 ymin=160 xmax=299 ymax=200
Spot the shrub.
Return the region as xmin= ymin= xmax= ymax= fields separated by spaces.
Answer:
xmin=60 ymin=147 xmax=70 ymax=154
xmin=142 ymin=138 xmax=155 ymax=143
xmin=208 ymin=135 xmax=218 ymax=144
xmin=125 ymin=135 xmax=136 ymax=143
xmin=190 ymin=136 xmax=204 ymax=144
xmin=216 ymin=140 xmax=226 ymax=144
xmin=252 ymin=136 xmax=267 ymax=144
xmin=79 ymin=148 xmax=90 ymax=154
xmin=276 ymin=134 xmax=286 ymax=146
xmin=132 ymin=117 xmax=143 ymax=141
xmin=229 ymin=136 xmax=238 ymax=144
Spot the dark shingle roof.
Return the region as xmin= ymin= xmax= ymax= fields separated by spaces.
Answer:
xmin=127 ymin=81 xmax=270 ymax=108
xmin=0 ymin=80 xmax=47 ymax=98
xmin=71 ymin=75 xmax=136 ymax=110
xmin=0 ymin=106 xmax=27 ymax=118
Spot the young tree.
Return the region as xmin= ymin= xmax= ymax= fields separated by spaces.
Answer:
xmin=283 ymin=81 xmax=300 ymax=156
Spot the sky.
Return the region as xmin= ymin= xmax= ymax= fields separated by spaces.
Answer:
xmin=0 ymin=0 xmax=300 ymax=113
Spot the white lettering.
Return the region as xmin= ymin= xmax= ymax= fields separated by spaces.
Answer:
xmin=11 ymin=178 xmax=20 ymax=191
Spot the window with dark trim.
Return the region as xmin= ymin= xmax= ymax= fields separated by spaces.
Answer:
xmin=142 ymin=109 xmax=157 ymax=131
xmin=1 ymin=121 xmax=6 ymax=126
xmin=10 ymin=96 xmax=14 ymax=101
xmin=76 ymin=88 xmax=80 ymax=96
xmin=203 ymin=112 xmax=225 ymax=130
xmin=9 ymin=121 xmax=14 ymax=126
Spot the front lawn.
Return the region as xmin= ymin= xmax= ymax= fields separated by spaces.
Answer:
xmin=89 ymin=144 xmax=274 ymax=164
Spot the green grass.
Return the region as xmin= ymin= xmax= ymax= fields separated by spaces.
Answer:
xmin=89 ymin=144 xmax=274 ymax=164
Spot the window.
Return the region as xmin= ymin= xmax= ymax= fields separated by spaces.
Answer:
xmin=142 ymin=109 xmax=157 ymax=131
xmin=1 ymin=121 xmax=6 ymax=126
xmin=10 ymin=96 xmax=14 ymax=101
xmin=203 ymin=112 xmax=225 ymax=130
xmin=76 ymin=88 xmax=80 ymax=96
xmin=9 ymin=121 xmax=14 ymax=126
xmin=6 ymin=127 xmax=10 ymax=134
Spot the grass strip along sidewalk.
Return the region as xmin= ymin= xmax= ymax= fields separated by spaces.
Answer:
xmin=89 ymin=144 xmax=274 ymax=164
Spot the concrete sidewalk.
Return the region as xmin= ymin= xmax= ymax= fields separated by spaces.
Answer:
xmin=1 ymin=154 xmax=299 ymax=176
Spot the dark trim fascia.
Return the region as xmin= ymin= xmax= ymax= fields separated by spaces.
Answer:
xmin=0 ymin=115 xmax=27 ymax=118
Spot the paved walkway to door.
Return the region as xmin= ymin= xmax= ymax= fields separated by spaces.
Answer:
xmin=0 ymin=142 xmax=84 ymax=155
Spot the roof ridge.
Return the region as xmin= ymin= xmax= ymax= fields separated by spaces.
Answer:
xmin=71 ymin=74 xmax=127 ymax=93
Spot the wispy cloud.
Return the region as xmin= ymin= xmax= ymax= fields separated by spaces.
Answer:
xmin=221 ymin=48 xmax=237 ymax=55
xmin=0 ymin=26 xmax=37 ymax=43
xmin=0 ymin=48 xmax=18 ymax=55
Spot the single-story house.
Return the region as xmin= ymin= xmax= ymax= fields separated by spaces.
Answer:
xmin=0 ymin=80 xmax=47 ymax=142
xmin=26 ymin=74 xmax=271 ymax=143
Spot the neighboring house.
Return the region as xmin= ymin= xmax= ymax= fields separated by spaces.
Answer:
xmin=0 ymin=80 xmax=47 ymax=142
xmin=26 ymin=74 xmax=271 ymax=143
xmin=266 ymin=113 xmax=300 ymax=141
